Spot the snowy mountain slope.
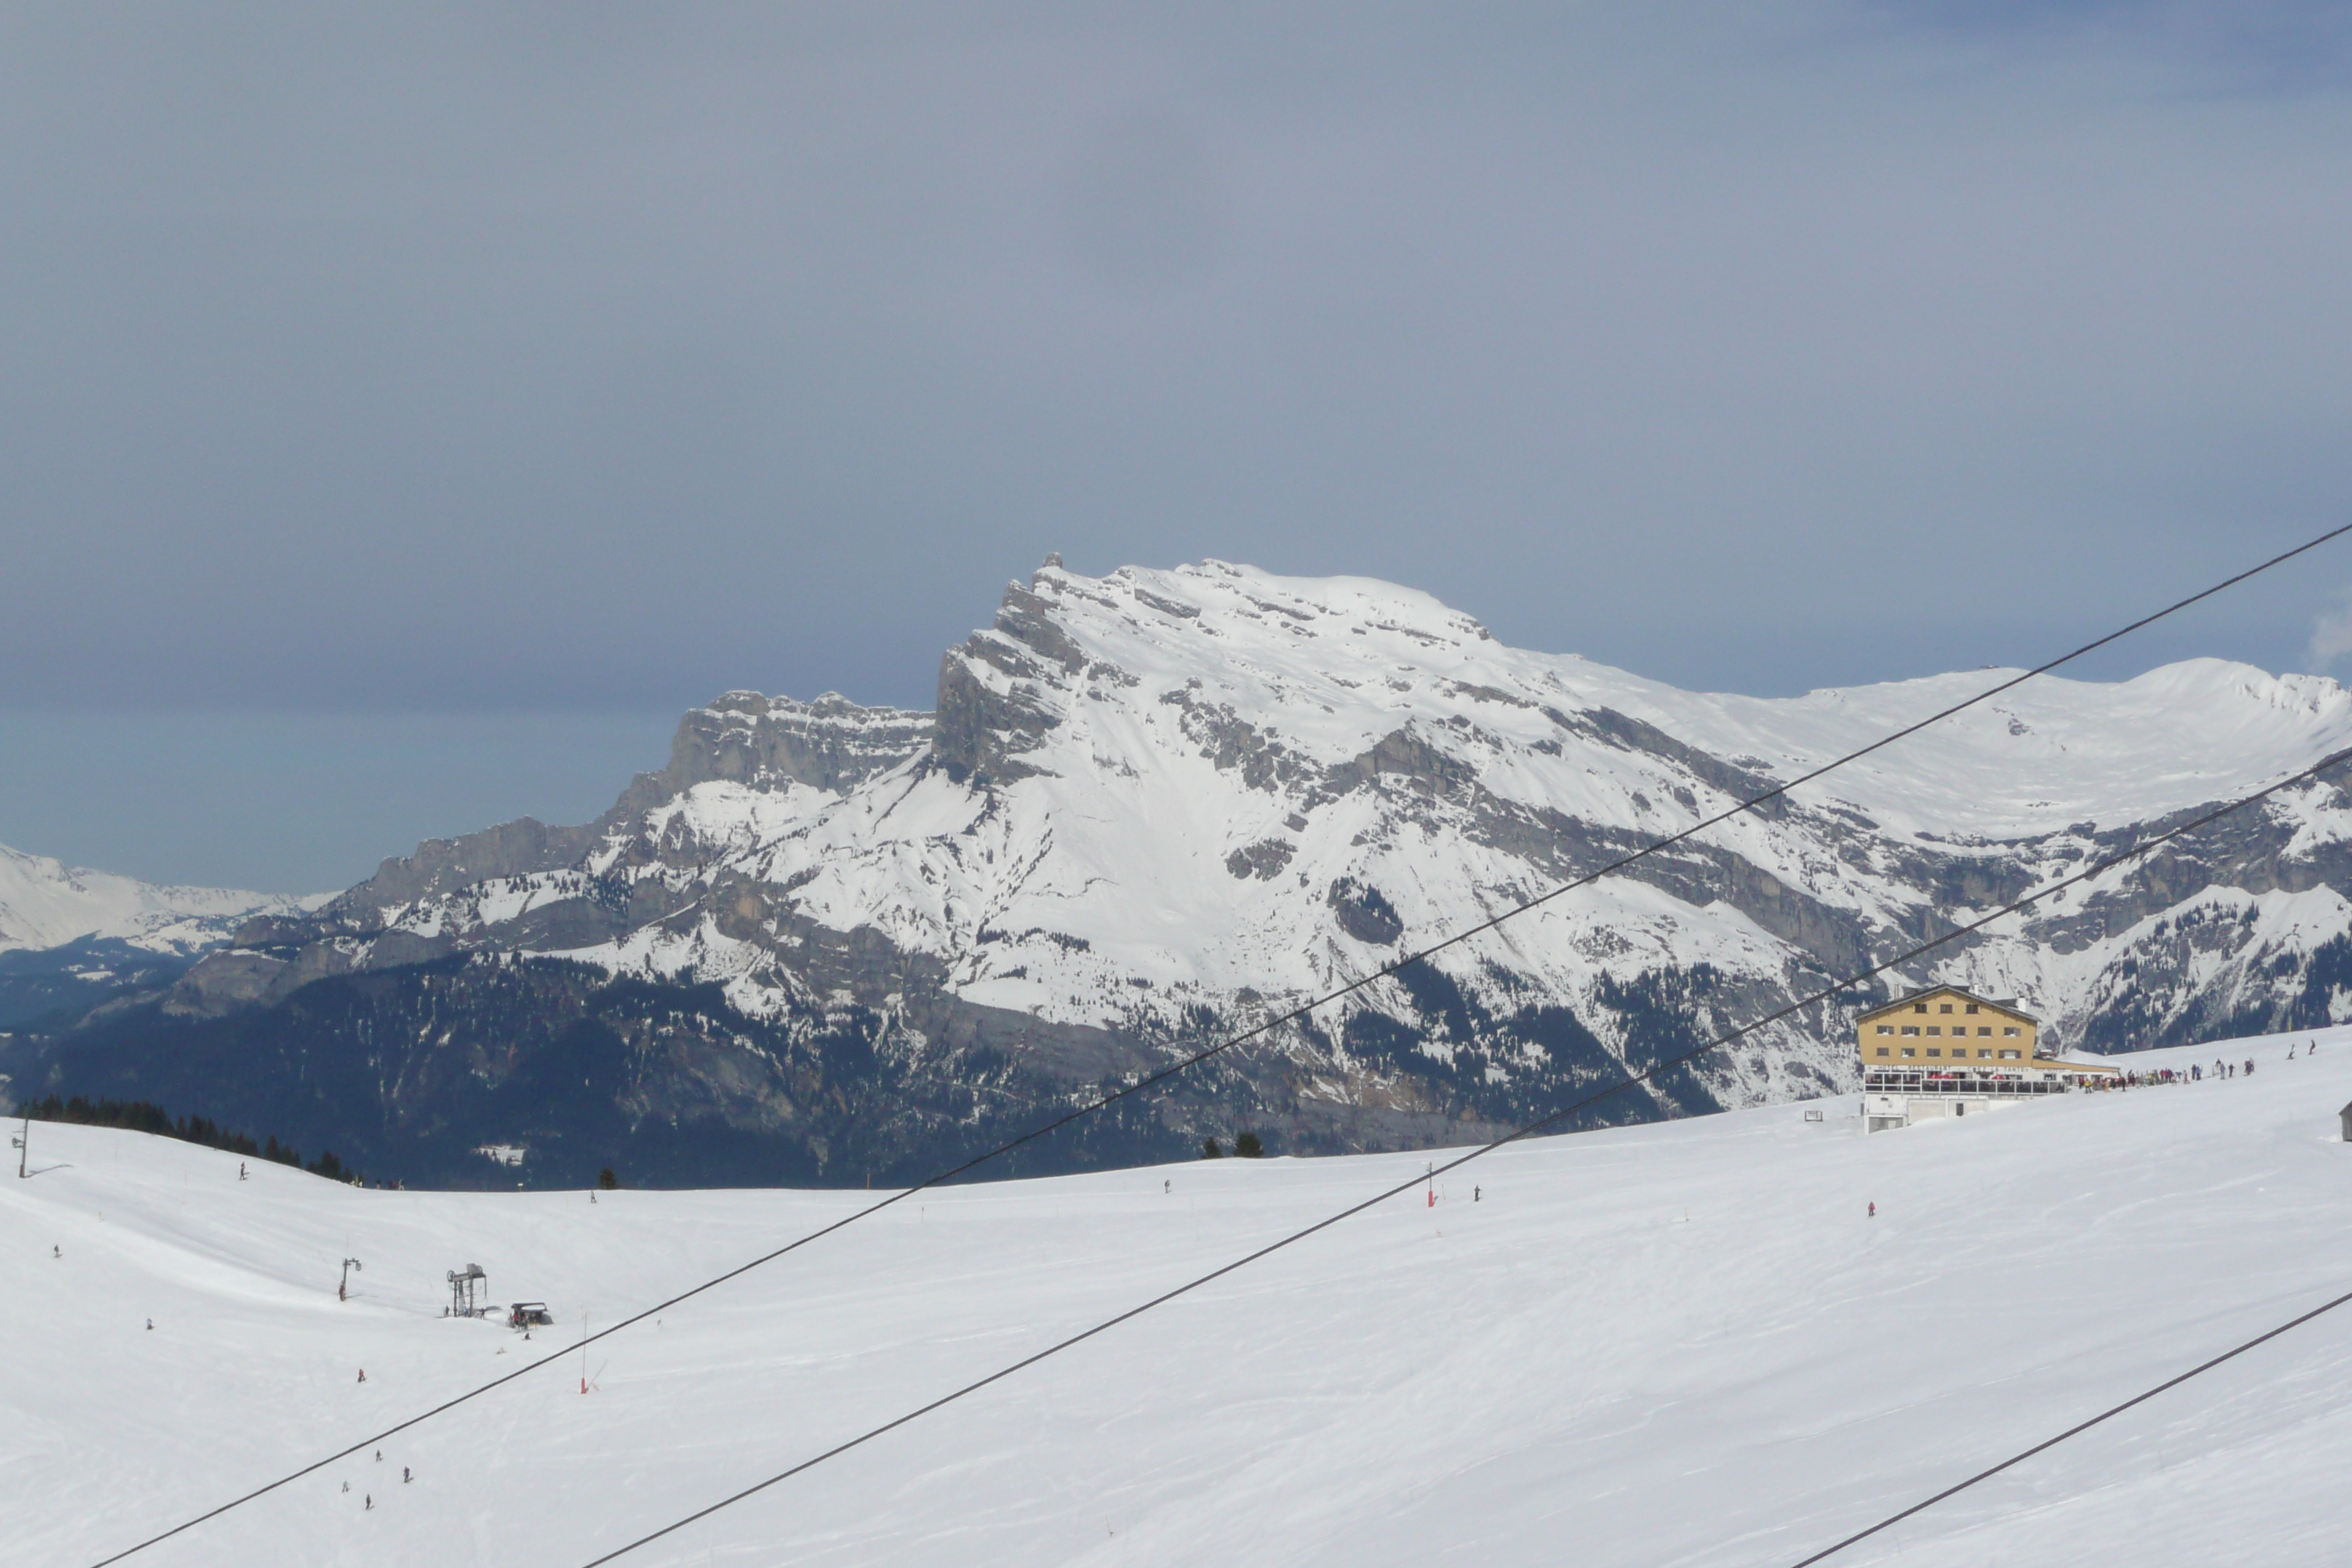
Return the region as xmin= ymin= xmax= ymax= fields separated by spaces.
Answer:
xmin=0 ymin=842 xmax=323 ymax=956
xmin=9 ymin=1022 xmax=2352 ymax=1567
xmin=24 ymin=557 xmax=2352 ymax=1185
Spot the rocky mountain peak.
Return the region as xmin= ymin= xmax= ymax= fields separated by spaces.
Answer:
xmin=61 ymin=558 xmax=2352 ymax=1188
xmin=649 ymin=690 xmax=932 ymax=799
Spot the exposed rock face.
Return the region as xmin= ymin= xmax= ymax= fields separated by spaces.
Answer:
xmin=632 ymin=692 xmax=932 ymax=799
xmin=17 ymin=558 xmax=2352 ymax=1186
xmin=1327 ymin=879 xmax=1404 ymax=946
xmin=323 ymin=818 xmax=601 ymax=913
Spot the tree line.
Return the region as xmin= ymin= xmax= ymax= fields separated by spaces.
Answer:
xmin=15 ymin=1093 xmax=359 ymax=1183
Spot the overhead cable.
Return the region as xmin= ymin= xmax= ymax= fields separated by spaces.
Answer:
xmin=1786 ymin=1282 xmax=2352 ymax=1566
xmin=574 ymin=742 xmax=2352 ymax=1567
xmin=84 ymin=518 xmax=2352 ymax=1568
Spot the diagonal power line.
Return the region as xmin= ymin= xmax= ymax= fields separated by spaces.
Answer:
xmin=1787 ymin=1282 xmax=2352 ymax=1566
xmin=573 ymin=747 xmax=2352 ymax=1566
xmin=85 ymin=521 xmax=2352 ymax=1568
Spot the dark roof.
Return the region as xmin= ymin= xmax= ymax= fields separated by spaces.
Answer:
xmin=1857 ymin=983 xmax=2040 ymax=1025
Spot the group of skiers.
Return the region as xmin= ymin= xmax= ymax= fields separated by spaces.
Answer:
xmin=2081 ymin=1038 xmax=2327 ymax=1090
xmin=342 ymin=1450 xmax=414 ymax=1511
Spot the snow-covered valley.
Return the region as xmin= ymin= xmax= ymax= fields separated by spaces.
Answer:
xmin=10 ymin=1022 xmax=2352 ymax=1567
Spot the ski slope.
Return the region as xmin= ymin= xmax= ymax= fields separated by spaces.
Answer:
xmin=8 ymin=1027 xmax=2352 ymax=1567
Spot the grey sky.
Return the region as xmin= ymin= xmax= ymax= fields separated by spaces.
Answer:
xmin=4 ymin=4 xmax=2351 ymax=890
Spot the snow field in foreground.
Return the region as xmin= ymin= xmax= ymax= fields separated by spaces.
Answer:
xmin=8 ymin=1028 xmax=2352 ymax=1567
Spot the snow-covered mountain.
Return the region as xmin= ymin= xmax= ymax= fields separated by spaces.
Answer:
xmin=0 ymin=842 xmax=321 ymax=956
xmin=12 ymin=1028 xmax=2352 ymax=1567
xmin=20 ymin=558 xmax=2352 ymax=1184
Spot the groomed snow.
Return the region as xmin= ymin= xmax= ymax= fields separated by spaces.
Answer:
xmin=9 ymin=1024 xmax=2352 ymax=1567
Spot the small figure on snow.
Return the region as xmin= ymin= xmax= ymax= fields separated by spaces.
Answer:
xmin=403 ymin=1466 xmax=412 ymax=1484
xmin=365 ymin=1495 xmax=372 ymax=1511
xmin=357 ymin=1368 xmax=366 ymax=1384
xmin=1163 ymin=1180 xmax=1170 ymax=1194
xmin=1869 ymin=1202 xmax=1877 ymax=1218
xmin=589 ymin=1191 xmax=597 ymax=1204
xmin=238 ymin=1162 xmax=247 ymax=1180
xmin=1474 ymin=1186 xmax=1481 ymax=1202
xmin=53 ymin=1245 xmax=60 ymax=1259
xmin=374 ymin=1450 xmax=381 ymax=1461
xmin=146 ymin=1318 xmax=153 ymax=1330
xmin=342 ymin=1482 xmax=350 ymax=1493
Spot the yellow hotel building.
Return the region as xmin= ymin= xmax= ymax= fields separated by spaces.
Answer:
xmin=1858 ymin=984 xmax=2039 ymax=1066
xmin=1857 ymin=984 xmax=2117 ymax=1131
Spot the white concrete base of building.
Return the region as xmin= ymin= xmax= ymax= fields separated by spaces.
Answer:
xmin=1864 ymin=1092 xmax=2032 ymax=1132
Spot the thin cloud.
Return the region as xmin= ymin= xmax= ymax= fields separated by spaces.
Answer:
xmin=2309 ymin=588 xmax=2352 ymax=669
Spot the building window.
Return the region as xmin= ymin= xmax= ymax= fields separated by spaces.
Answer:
xmin=1978 ymin=1027 xmax=1992 ymax=1036
xmin=1877 ymin=1025 xmax=1894 ymax=1035
xmin=1914 ymin=1003 xmax=1927 ymax=1013
xmin=1926 ymin=1048 xmax=1942 ymax=1058
xmin=1940 ymin=1003 xmax=1954 ymax=1014
xmin=2003 ymin=1026 xmax=2020 ymax=1036
xmin=1901 ymin=1047 xmax=1916 ymax=1058
xmin=1965 ymin=1003 xmax=1979 ymax=1014
xmin=1999 ymin=1049 xmax=2021 ymax=1059
xmin=1875 ymin=1047 xmax=1891 ymax=1058
xmin=1901 ymin=1025 xmax=1919 ymax=1036
xmin=1926 ymin=1026 xmax=1941 ymax=1036
xmin=1978 ymin=1049 xmax=1993 ymax=1058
